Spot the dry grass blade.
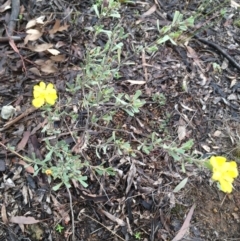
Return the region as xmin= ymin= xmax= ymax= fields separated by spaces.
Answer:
xmin=100 ymin=209 xmax=126 ymax=226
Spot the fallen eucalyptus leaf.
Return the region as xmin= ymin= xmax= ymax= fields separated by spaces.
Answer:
xmin=9 ymin=216 xmax=41 ymax=224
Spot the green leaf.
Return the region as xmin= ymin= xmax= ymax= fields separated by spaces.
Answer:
xmin=95 ymin=168 xmax=104 ymax=175
xmin=111 ymin=42 xmax=123 ymax=52
xmin=106 ymin=167 xmax=116 ymax=176
xmin=157 ymin=35 xmax=170 ymax=44
xmin=44 ymin=149 xmax=53 ymax=162
xmin=181 ymin=139 xmax=194 ymax=150
xmin=92 ymin=4 xmax=100 ymax=18
xmin=110 ymin=12 xmax=121 ymax=18
xmin=173 ymin=177 xmax=188 ymax=192
xmin=204 ymin=159 xmax=212 ymax=170
xmin=168 ymin=36 xmax=177 ymax=45
xmin=172 ymin=11 xmax=181 ymax=26
xmin=160 ymin=25 xmax=171 ymax=34
xmin=133 ymin=90 xmax=142 ymax=100
xmin=142 ymin=145 xmax=151 ymax=155
xmin=52 ymin=182 xmax=63 ymax=191
xmin=184 ymin=16 xmax=194 ymax=27
xmin=146 ymin=45 xmax=158 ymax=54
xmin=169 ymin=151 xmax=181 ymax=161
xmin=102 ymin=114 xmax=112 ymax=123
xmin=78 ymin=176 xmax=88 ymax=188
xmin=123 ymin=108 xmax=134 ymax=116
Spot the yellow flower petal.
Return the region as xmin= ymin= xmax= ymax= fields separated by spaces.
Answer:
xmin=210 ymin=156 xmax=226 ymax=168
xmin=34 ymin=90 xmax=45 ymax=99
xmin=32 ymin=97 xmax=45 ymax=108
xmin=45 ymin=94 xmax=57 ymax=105
xmin=212 ymin=171 xmax=221 ymax=181
xmin=33 ymin=82 xmax=46 ymax=98
xmin=46 ymin=83 xmax=54 ymax=90
xmin=210 ymin=156 xmax=238 ymax=193
xmin=219 ymin=179 xmax=233 ymax=193
xmin=227 ymin=162 xmax=239 ymax=178
xmin=32 ymin=81 xmax=57 ymax=107
xmin=39 ymin=81 xmax=46 ymax=89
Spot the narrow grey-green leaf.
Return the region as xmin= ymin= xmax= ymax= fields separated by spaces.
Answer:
xmin=173 ymin=177 xmax=188 ymax=193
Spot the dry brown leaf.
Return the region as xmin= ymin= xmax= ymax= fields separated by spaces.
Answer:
xmin=24 ymin=29 xmax=42 ymax=44
xmin=100 ymin=209 xmax=126 ymax=226
xmin=178 ymin=126 xmax=186 ymax=141
xmin=29 ymin=67 xmax=41 ymax=76
xmin=126 ymin=162 xmax=136 ymax=194
xmin=26 ymin=29 xmax=41 ymax=35
xmin=172 ymin=204 xmax=196 ymax=241
xmin=49 ymin=19 xmax=69 ymax=34
xmin=50 ymin=54 xmax=65 ymax=62
xmin=55 ymin=41 xmax=66 ymax=48
xmin=0 ymin=0 xmax=11 ymax=13
xmin=12 ymin=159 xmax=34 ymax=174
xmin=26 ymin=19 xmax=37 ymax=29
xmin=58 ymin=24 xmax=69 ymax=32
xmin=185 ymin=45 xmax=204 ymax=71
xmin=9 ymin=216 xmax=41 ymax=224
xmin=141 ymin=4 xmax=156 ymax=17
xmin=35 ymin=16 xmax=45 ymax=24
xmin=49 ymin=19 xmax=61 ymax=34
xmin=213 ymin=130 xmax=222 ymax=137
xmin=31 ymin=43 xmax=53 ymax=52
xmin=1 ymin=203 xmax=8 ymax=225
xmin=34 ymin=59 xmax=45 ymax=65
xmin=230 ymin=78 xmax=237 ymax=88
xmin=17 ymin=131 xmax=31 ymax=151
xmin=47 ymin=48 xmax=60 ymax=55
xmin=201 ymin=144 xmax=210 ymax=152
xmin=40 ymin=63 xmax=58 ymax=74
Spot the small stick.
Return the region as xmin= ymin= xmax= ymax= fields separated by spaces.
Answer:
xmin=0 ymin=106 xmax=36 ymax=131
xmin=0 ymin=142 xmax=34 ymax=163
xmin=66 ymin=186 xmax=75 ymax=241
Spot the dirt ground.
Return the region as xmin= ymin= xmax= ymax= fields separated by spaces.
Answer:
xmin=0 ymin=0 xmax=240 ymax=240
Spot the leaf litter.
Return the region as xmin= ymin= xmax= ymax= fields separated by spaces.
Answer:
xmin=0 ymin=0 xmax=240 ymax=240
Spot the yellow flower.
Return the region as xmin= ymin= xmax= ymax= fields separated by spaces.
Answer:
xmin=32 ymin=81 xmax=57 ymax=108
xmin=209 ymin=156 xmax=238 ymax=193
xmin=45 ymin=169 xmax=52 ymax=176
